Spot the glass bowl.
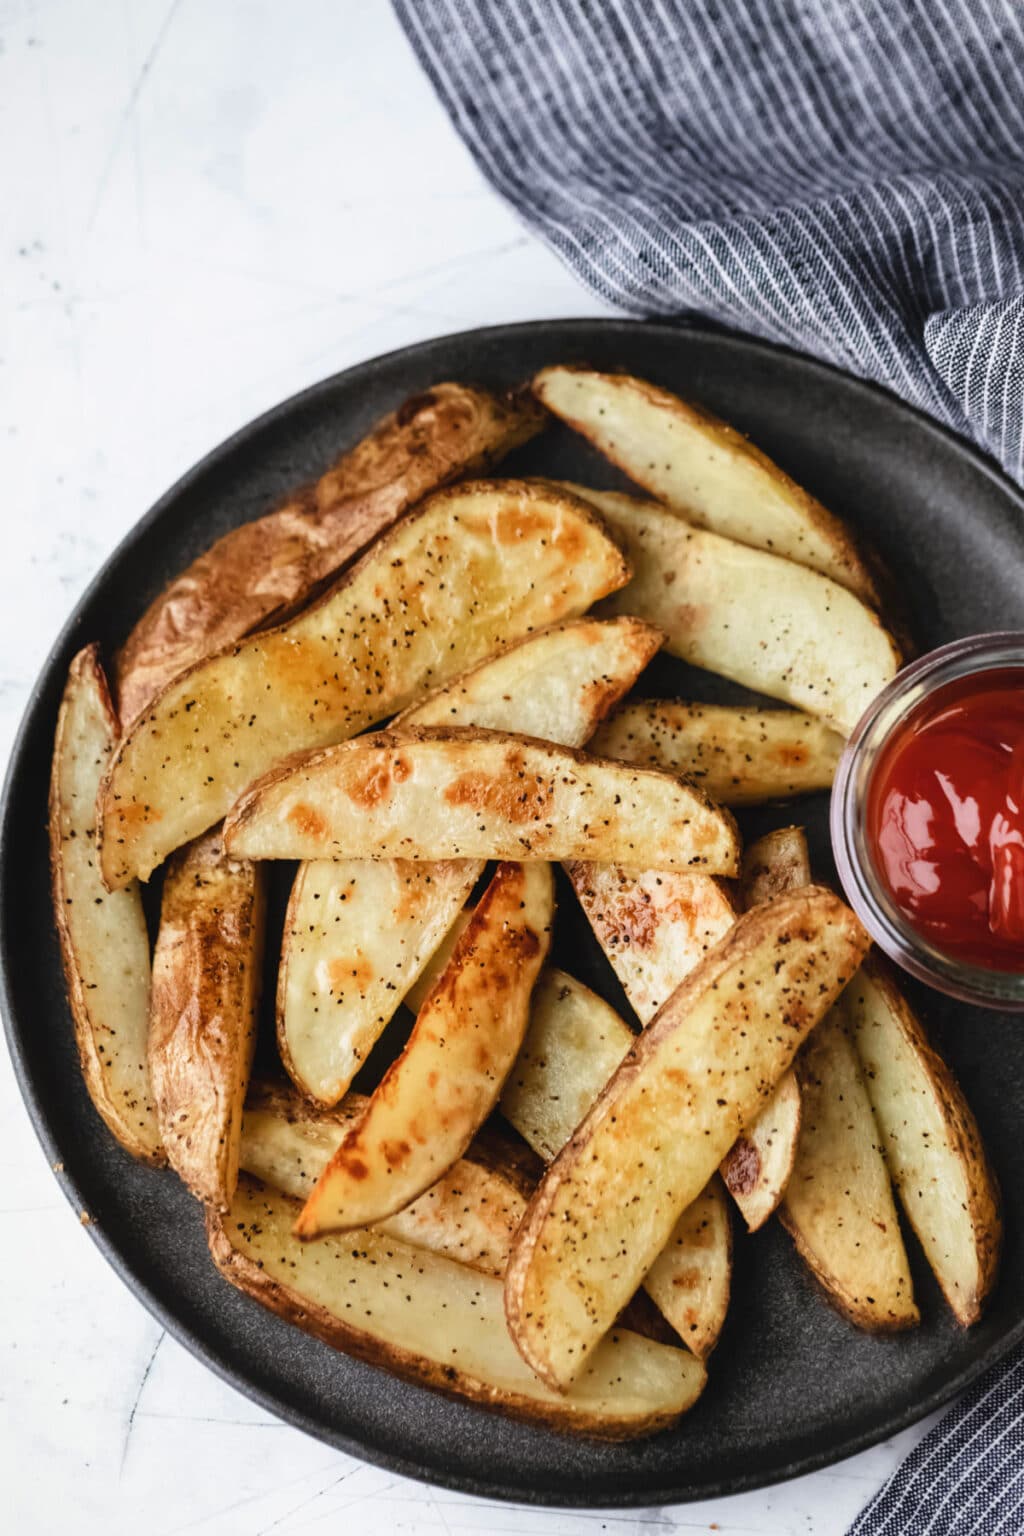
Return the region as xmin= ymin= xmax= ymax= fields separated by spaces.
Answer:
xmin=831 ymin=632 xmax=1024 ymax=1010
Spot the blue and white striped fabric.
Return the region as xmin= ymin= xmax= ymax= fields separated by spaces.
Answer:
xmin=392 ymin=2 xmax=1024 ymax=1527
xmin=849 ymin=1343 xmax=1024 ymax=1535
xmin=394 ymin=0 xmax=1024 ymax=486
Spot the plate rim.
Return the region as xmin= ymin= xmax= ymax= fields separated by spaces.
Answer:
xmin=4 ymin=315 xmax=1024 ymax=1509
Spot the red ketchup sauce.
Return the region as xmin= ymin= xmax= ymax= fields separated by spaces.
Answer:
xmin=867 ymin=669 xmax=1024 ymax=971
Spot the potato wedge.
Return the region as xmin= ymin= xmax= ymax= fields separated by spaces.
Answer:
xmin=533 ymin=367 xmax=877 ymax=602
xmin=225 ymin=727 xmax=741 ymax=874
xmin=48 ymin=645 xmax=163 ymax=1164
xmin=590 ymin=701 xmax=844 ymax=805
xmin=780 ymin=1005 xmax=918 ymax=1331
xmin=278 ymin=618 xmax=661 ymax=1104
xmin=99 ymin=480 xmax=630 ymax=887
xmin=564 ymin=484 xmax=900 ymax=735
xmin=505 ymin=887 xmax=869 ymax=1388
xmin=240 ymin=1084 xmax=531 ymax=1275
xmin=720 ymin=1072 xmax=802 ymax=1234
xmin=149 ymin=831 xmax=266 ymax=1209
xmin=404 ymin=909 xmax=474 ymax=1017
xmin=719 ymin=827 xmax=811 ymax=1230
xmin=501 ymin=968 xmax=732 ymax=1358
xmin=847 ymin=956 xmax=1000 ymax=1325
xmin=116 ymin=384 xmax=544 ymax=722
xmin=277 ymin=860 xmax=479 ymax=1105
xmin=294 ymin=863 xmax=553 ymax=1237
xmin=210 ymin=1177 xmax=707 ymax=1440
xmin=565 ymin=863 xmax=738 ymax=1024
xmin=395 ymin=615 xmax=663 ymax=735
xmin=740 ymin=825 xmax=814 ymax=910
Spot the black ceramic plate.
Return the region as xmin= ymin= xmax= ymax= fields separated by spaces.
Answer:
xmin=4 ymin=319 xmax=1024 ymax=1508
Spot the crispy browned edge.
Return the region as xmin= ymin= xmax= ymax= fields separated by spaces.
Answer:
xmin=223 ymin=723 xmax=741 ymax=871
xmin=504 ymin=886 xmax=870 ymax=1379
xmin=115 ymin=384 xmax=546 ymax=722
xmin=859 ymin=953 xmax=1002 ymax=1326
xmin=149 ymin=832 xmax=266 ymax=1209
xmin=99 ymin=478 xmax=633 ymax=888
xmin=392 ymin=615 xmax=666 ymax=731
xmin=532 ymin=365 xmax=881 ymax=607
xmin=48 ymin=644 xmax=165 ymax=1167
xmin=207 ymin=1176 xmax=687 ymax=1440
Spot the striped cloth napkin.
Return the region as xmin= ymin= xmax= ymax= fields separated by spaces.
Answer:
xmin=392 ymin=3 xmax=1024 ymax=1529
xmin=394 ymin=0 xmax=1024 ymax=489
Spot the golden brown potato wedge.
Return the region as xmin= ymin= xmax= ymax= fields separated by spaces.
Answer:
xmin=740 ymin=825 xmax=814 ymax=910
xmin=278 ymin=618 xmax=661 ymax=1105
xmin=501 ymin=967 xmax=732 ymax=1358
xmin=210 ymin=1176 xmax=707 ymax=1440
xmin=99 ymin=480 xmax=630 ymax=888
xmin=565 ymin=484 xmax=901 ymax=735
xmin=116 ymin=384 xmax=545 ymax=722
xmin=394 ymin=615 xmax=664 ymax=736
xmin=149 ymin=831 xmax=266 ymax=1210
xmin=590 ymin=701 xmax=844 ymax=805
xmin=533 ymin=367 xmax=878 ymax=602
xmin=719 ymin=827 xmax=811 ymax=1229
xmin=720 ymin=1072 xmax=802 ymax=1234
xmin=505 ymin=887 xmax=869 ymax=1388
xmin=294 ymin=863 xmax=553 ymax=1237
xmin=225 ymin=727 xmax=741 ymax=874
xmin=847 ymin=956 xmax=1000 ymax=1325
xmin=565 ymin=863 xmax=738 ymax=1024
xmin=240 ymin=1083 xmax=531 ymax=1276
xmin=48 ymin=645 xmax=163 ymax=1164
xmin=642 ymin=1179 xmax=733 ymax=1361
xmin=780 ymin=1005 xmax=918 ymax=1331
xmin=277 ymin=860 xmax=479 ymax=1106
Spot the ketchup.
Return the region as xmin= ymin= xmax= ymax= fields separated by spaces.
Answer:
xmin=867 ymin=669 xmax=1024 ymax=971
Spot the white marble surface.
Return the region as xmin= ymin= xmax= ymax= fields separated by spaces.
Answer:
xmin=1 ymin=3 xmax=939 ymax=1531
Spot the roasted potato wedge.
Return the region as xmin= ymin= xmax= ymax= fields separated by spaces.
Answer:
xmin=564 ymin=484 xmax=900 ymax=735
xmin=591 ymin=701 xmax=844 ymax=805
xmin=394 ymin=615 xmax=664 ymax=735
xmin=720 ymin=827 xmax=812 ymax=1229
xmin=277 ymin=859 xmax=479 ymax=1106
xmin=781 ymin=1005 xmax=918 ymax=1331
xmin=533 ymin=367 xmax=878 ymax=603
xmin=210 ymin=1177 xmax=707 ymax=1440
xmin=278 ymin=618 xmax=661 ymax=1105
xmin=848 ymin=956 xmax=1000 ymax=1325
xmin=48 ymin=645 xmax=163 ymax=1164
xmin=116 ymin=384 xmax=544 ymax=722
xmin=149 ymin=831 xmax=266 ymax=1210
xmin=501 ymin=967 xmax=732 ymax=1358
xmin=99 ymin=480 xmax=630 ymax=887
xmin=720 ymin=1072 xmax=802 ymax=1234
xmin=740 ymin=825 xmax=814 ymax=910
xmin=240 ymin=1084 xmax=531 ymax=1275
xmin=294 ymin=863 xmax=553 ymax=1237
xmin=225 ymin=727 xmax=740 ymax=874
xmin=505 ymin=888 xmax=869 ymax=1388
xmin=566 ymin=864 xmax=738 ymax=1024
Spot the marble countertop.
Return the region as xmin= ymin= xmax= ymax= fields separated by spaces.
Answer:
xmin=1 ymin=3 xmax=938 ymax=1531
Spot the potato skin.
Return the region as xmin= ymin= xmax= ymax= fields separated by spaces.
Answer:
xmin=116 ymin=383 xmax=544 ymax=722
xmin=49 ymin=645 xmax=164 ymax=1165
xmin=149 ymin=831 xmax=266 ymax=1210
